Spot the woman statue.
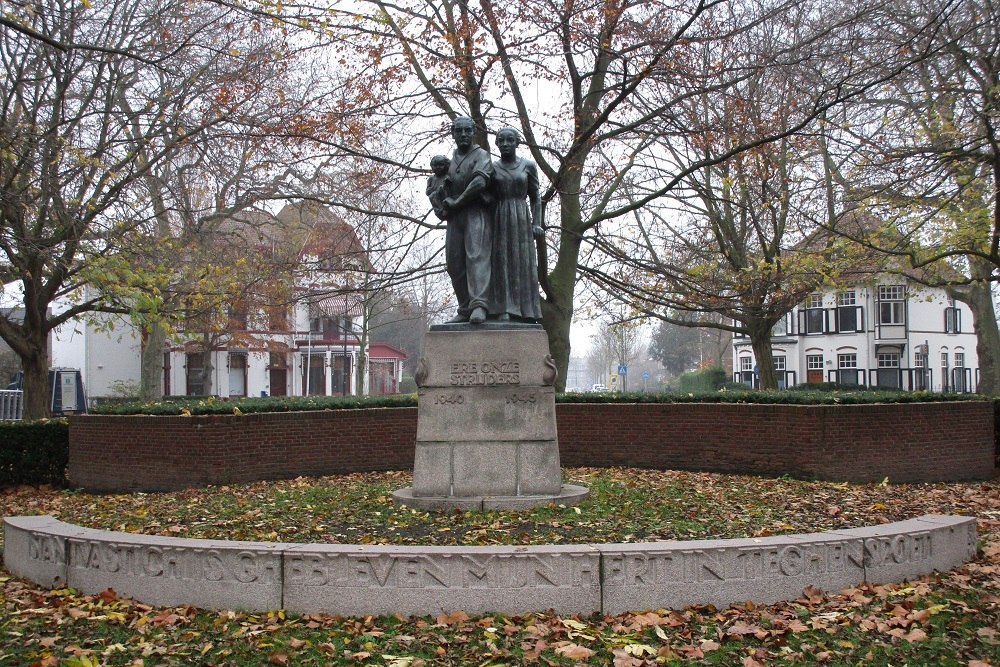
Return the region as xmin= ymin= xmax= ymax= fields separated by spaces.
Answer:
xmin=491 ymin=127 xmax=543 ymax=322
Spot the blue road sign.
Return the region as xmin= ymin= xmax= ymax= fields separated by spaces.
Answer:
xmin=618 ymin=364 xmax=627 ymax=375
xmin=642 ymin=372 xmax=650 ymax=381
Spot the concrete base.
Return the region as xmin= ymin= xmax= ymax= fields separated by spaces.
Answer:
xmin=393 ymin=483 xmax=590 ymax=511
xmin=4 ymin=514 xmax=978 ymax=616
xmin=406 ymin=327 xmax=582 ymax=511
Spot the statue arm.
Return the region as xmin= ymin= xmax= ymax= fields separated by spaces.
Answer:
xmin=444 ymin=173 xmax=487 ymax=210
xmin=527 ymin=161 xmax=543 ymax=237
xmin=444 ymin=151 xmax=493 ymax=211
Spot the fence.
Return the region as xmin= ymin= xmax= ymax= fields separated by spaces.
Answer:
xmin=0 ymin=390 xmax=23 ymax=420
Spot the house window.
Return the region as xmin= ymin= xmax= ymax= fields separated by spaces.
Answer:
xmin=227 ymin=301 xmax=249 ymax=329
xmin=877 ymin=352 xmax=900 ymax=368
xmin=914 ymin=351 xmax=928 ymax=390
xmin=945 ymin=305 xmax=961 ymax=333
xmin=804 ymin=309 xmax=825 ymax=333
xmin=267 ymin=304 xmax=288 ymax=331
xmin=878 ymin=285 xmax=905 ymax=325
xmin=773 ymin=355 xmax=787 ymax=389
xmin=836 ymin=290 xmax=861 ymax=332
xmin=738 ymin=356 xmax=754 ymax=386
xmin=185 ymin=352 xmax=205 ymax=396
xmin=801 ymin=294 xmax=826 ymax=334
xmin=953 ymin=352 xmax=967 ymax=392
xmin=772 ymin=315 xmax=790 ymax=337
xmin=876 ymin=351 xmax=900 ymax=389
xmin=228 ymin=352 xmax=247 ymax=397
xmin=303 ymin=353 xmax=326 ymax=395
xmin=838 ymin=353 xmax=860 ymax=385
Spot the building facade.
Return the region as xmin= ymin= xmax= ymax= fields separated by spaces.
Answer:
xmin=732 ymin=281 xmax=979 ymax=392
xmin=52 ymin=202 xmax=407 ymax=401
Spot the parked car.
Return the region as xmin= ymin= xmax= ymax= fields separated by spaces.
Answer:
xmin=591 ymin=383 xmax=607 ymax=392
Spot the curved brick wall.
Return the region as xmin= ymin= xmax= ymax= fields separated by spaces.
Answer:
xmin=68 ymin=402 xmax=997 ymax=492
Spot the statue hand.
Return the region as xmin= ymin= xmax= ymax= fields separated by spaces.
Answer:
xmin=443 ymin=197 xmax=457 ymax=210
xmin=532 ymin=225 xmax=544 ymax=239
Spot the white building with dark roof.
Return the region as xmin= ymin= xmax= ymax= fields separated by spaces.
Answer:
xmin=732 ymin=279 xmax=978 ymax=391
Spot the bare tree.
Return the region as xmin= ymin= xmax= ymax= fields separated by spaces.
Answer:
xmin=821 ymin=0 xmax=1000 ymax=393
xmin=585 ymin=316 xmax=646 ymax=391
xmin=0 ymin=0 xmax=345 ymax=413
xmin=307 ymin=0 xmax=944 ymax=390
xmin=580 ymin=24 xmax=856 ymax=390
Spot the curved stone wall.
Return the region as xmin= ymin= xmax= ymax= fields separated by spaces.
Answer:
xmin=3 ymin=515 xmax=977 ymax=616
xmin=68 ymin=402 xmax=997 ymax=492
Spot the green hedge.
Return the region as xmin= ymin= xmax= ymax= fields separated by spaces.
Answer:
xmin=556 ymin=389 xmax=984 ymax=405
xmin=92 ymin=388 xmax=987 ymax=416
xmin=90 ymin=393 xmax=420 ymax=416
xmin=0 ymin=420 xmax=69 ymax=488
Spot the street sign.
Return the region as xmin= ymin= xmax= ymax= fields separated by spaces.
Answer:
xmin=618 ymin=364 xmax=628 ymax=375
xmin=642 ymin=372 xmax=650 ymax=381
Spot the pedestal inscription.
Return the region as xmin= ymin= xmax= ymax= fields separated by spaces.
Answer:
xmin=394 ymin=327 xmax=587 ymax=511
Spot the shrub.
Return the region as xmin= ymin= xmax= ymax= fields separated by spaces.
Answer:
xmin=788 ymin=381 xmax=878 ymax=392
xmin=399 ymin=375 xmax=417 ymax=394
xmin=676 ymin=366 xmax=727 ymax=393
xmin=90 ymin=393 xmax=419 ymax=416
xmin=0 ymin=420 xmax=69 ymax=487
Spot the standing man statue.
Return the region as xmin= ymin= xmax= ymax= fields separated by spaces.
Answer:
xmin=437 ymin=116 xmax=495 ymax=324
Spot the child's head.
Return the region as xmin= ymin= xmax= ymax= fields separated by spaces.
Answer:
xmin=430 ymin=155 xmax=450 ymax=176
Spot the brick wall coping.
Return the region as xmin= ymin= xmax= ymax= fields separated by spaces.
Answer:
xmin=4 ymin=514 xmax=977 ymax=616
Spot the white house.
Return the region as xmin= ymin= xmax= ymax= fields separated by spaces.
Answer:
xmin=732 ymin=280 xmax=979 ymax=392
xmin=52 ymin=202 xmax=407 ymax=401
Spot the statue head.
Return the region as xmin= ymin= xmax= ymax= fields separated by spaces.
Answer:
xmin=430 ymin=154 xmax=450 ymax=176
xmin=451 ymin=116 xmax=476 ymax=151
xmin=495 ymin=127 xmax=521 ymax=159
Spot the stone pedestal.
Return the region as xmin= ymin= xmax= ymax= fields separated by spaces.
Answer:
xmin=393 ymin=324 xmax=588 ymax=511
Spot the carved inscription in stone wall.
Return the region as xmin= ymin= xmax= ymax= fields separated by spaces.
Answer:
xmin=28 ymin=533 xmax=66 ymax=564
xmin=605 ymin=534 xmax=933 ymax=586
xmin=66 ymin=540 xmax=277 ymax=584
xmin=449 ymin=361 xmax=520 ymax=386
xmin=287 ymin=553 xmax=598 ymax=590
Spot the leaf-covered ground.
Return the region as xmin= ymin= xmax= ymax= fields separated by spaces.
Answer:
xmin=1 ymin=468 xmax=998 ymax=666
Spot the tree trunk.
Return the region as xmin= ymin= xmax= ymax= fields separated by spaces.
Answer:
xmin=21 ymin=345 xmax=50 ymax=420
xmin=961 ymin=280 xmax=1000 ymax=395
xmin=200 ymin=334 xmax=214 ymax=396
xmin=539 ymin=199 xmax=585 ymax=393
xmin=749 ymin=326 xmax=777 ymax=390
xmin=139 ymin=321 xmax=166 ymax=401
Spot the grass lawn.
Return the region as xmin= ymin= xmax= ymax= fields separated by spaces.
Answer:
xmin=1 ymin=468 xmax=998 ymax=666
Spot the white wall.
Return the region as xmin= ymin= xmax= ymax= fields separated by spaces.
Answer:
xmin=52 ymin=313 xmax=142 ymax=398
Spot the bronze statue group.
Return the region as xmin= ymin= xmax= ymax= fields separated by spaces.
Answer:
xmin=426 ymin=117 xmax=544 ymax=325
